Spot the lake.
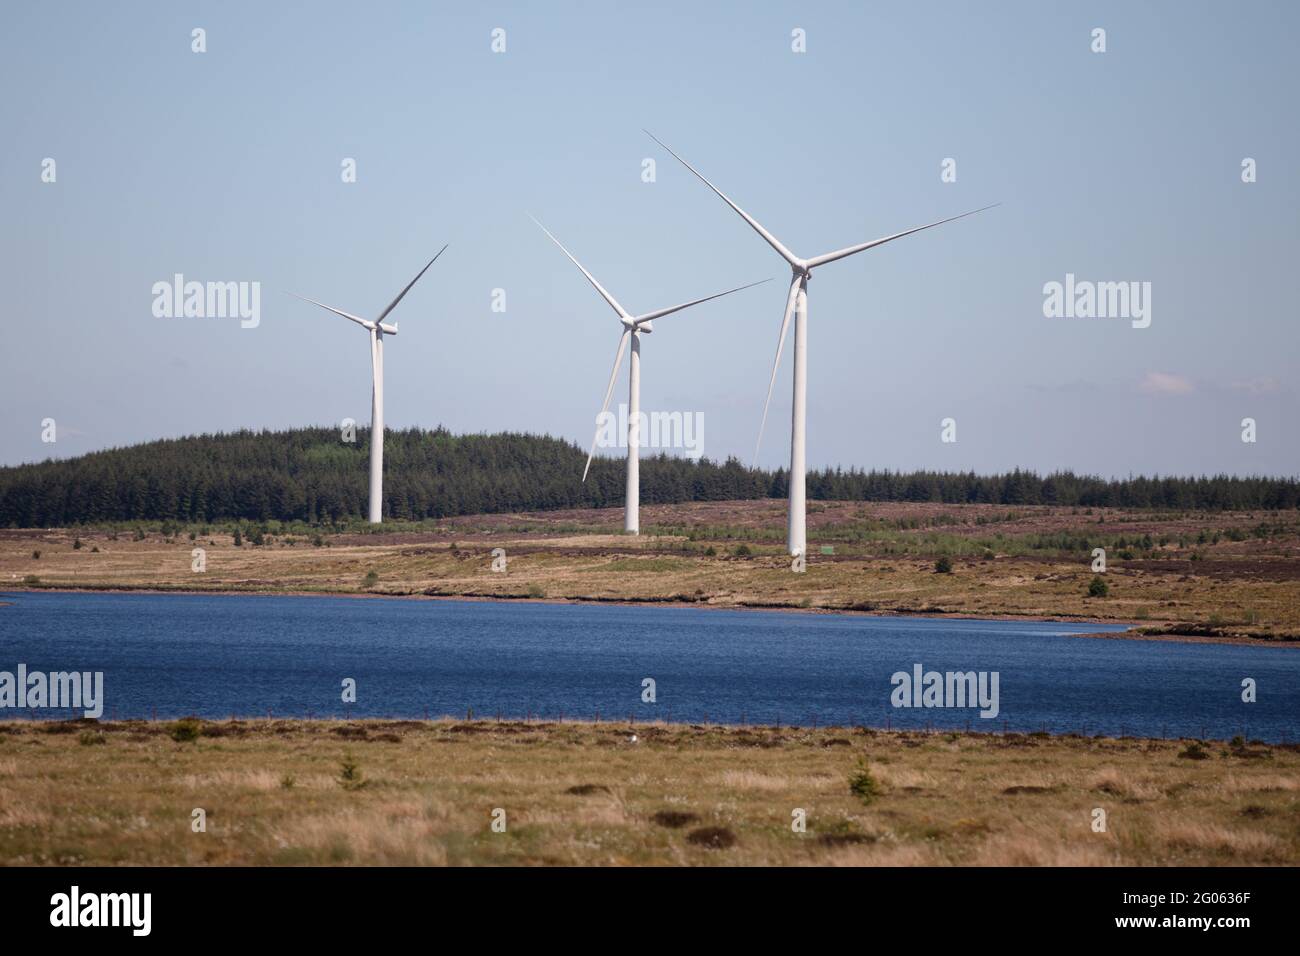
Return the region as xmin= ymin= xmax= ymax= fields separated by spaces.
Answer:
xmin=1 ymin=591 xmax=1295 ymax=741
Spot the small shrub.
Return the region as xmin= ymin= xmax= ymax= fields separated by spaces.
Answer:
xmin=280 ymin=774 xmax=296 ymax=790
xmin=686 ymin=826 xmax=737 ymax=849
xmin=934 ymin=555 xmax=953 ymax=574
xmin=1088 ymin=575 xmax=1109 ymax=598
xmin=232 ymin=529 xmax=243 ymax=547
xmin=362 ymin=569 xmax=380 ymax=588
xmin=565 ymin=784 xmax=611 ymax=796
xmin=527 ymin=583 xmax=546 ymax=599
xmin=73 ymin=538 xmax=83 ymax=550
xmin=338 ymin=752 xmax=365 ymax=790
xmin=733 ymin=544 xmax=753 ymax=557
xmin=1178 ymin=741 xmax=1210 ymax=761
xmin=31 ymin=550 xmax=41 ymax=560
xmin=90 ymin=546 xmax=100 ymax=553
xmin=849 ymin=760 xmax=881 ymax=804
xmin=78 ymin=730 xmax=107 ymax=746
xmin=22 ymin=575 xmax=40 ymax=585
xmin=169 ymin=717 xmax=202 ymax=743
xmin=133 ymin=528 xmax=146 ymax=541
xmin=651 ymin=810 xmax=699 ymax=828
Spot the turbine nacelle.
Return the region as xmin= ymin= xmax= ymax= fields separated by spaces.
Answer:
xmin=530 ymin=215 xmax=769 ymax=488
xmin=378 ymin=322 xmax=398 ymax=336
xmin=644 ymin=130 xmax=997 ymax=557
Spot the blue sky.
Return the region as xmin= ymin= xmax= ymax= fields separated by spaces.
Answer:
xmin=2 ymin=1 xmax=1296 ymax=477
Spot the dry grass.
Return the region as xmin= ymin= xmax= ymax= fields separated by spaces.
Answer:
xmin=1154 ymin=821 xmax=1285 ymax=858
xmin=0 ymin=719 xmax=1294 ymax=866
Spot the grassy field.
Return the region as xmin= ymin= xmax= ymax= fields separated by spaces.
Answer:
xmin=4 ymin=500 xmax=1299 ymax=641
xmin=0 ymin=718 xmax=1295 ymax=866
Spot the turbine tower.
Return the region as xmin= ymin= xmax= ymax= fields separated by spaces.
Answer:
xmin=532 ymin=216 xmax=767 ymax=534
xmin=290 ymin=245 xmax=447 ymax=524
xmin=647 ymin=131 xmax=996 ymax=557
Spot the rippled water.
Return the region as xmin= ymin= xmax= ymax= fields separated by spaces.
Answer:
xmin=1 ymin=591 xmax=1295 ymax=741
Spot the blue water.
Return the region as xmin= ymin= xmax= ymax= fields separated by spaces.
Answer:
xmin=0 ymin=591 xmax=1295 ymax=741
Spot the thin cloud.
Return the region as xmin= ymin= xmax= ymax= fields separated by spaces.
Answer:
xmin=1139 ymin=371 xmax=1194 ymax=395
xmin=1229 ymin=377 xmax=1280 ymax=395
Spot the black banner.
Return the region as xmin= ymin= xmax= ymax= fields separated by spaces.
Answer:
xmin=0 ymin=866 xmax=1286 ymax=942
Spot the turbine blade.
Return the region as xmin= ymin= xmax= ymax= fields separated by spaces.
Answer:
xmin=287 ymin=292 xmax=374 ymax=330
xmin=804 ymin=204 xmax=1000 ymax=270
xmin=583 ymin=329 xmax=631 ymax=482
xmin=530 ymin=215 xmax=630 ymax=319
xmin=375 ymin=244 xmax=448 ymax=324
xmin=754 ymin=275 xmax=803 ymax=465
xmin=645 ymin=130 xmax=801 ymax=268
xmin=633 ymin=277 xmax=772 ymax=325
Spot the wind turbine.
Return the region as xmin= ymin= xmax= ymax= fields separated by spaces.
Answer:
xmin=646 ymin=131 xmax=997 ymax=557
xmin=289 ymin=245 xmax=447 ymax=524
xmin=531 ymin=216 xmax=768 ymax=535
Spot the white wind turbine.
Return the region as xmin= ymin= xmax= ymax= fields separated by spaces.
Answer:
xmin=647 ymin=131 xmax=997 ymax=556
xmin=532 ymin=216 xmax=768 ymax=535
xmin=289 ymin=245 xmax=447 ymax=524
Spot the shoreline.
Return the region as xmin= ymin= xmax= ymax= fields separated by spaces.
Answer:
xmin=3 ymin=583 xmax=1293 ymax=648
xmin=0 ymin=714 xmax=1288 ymax=746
